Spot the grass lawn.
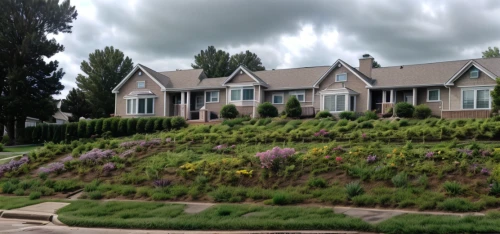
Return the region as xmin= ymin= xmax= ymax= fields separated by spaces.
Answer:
xmin=0 ymin=196 xmax=47 ymax=210
xmin=57 ymin=200 xmax=372 ymax=231
xmin=3 ymin=145 xmax=40 ymax=153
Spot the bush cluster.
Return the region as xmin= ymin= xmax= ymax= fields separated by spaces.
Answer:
xmin=257 ymin=102 xmax=278 ymax=118
xmin=23 ymin=117 xmax=187 ymax=144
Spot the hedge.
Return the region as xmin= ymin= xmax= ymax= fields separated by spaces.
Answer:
xmin=21 ymin=117 xmax=187 ymax=144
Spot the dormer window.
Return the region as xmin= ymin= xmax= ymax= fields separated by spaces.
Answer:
xmin=336 ymin=73 xmax=347 ymax=82
xmin=137 ymin=81 xmax=145 ymax=88
xmin=470 ymin=68 xmax=479 ymax=79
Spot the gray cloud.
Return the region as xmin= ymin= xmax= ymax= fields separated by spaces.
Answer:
xmin=53 ymin=0 xmax=500 ymax=98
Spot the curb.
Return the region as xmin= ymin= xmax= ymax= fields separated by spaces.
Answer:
xmin=51 ymin=215 xmax=66 ymax=226
xmin=0 ymin=211 xmax=53 ymax=222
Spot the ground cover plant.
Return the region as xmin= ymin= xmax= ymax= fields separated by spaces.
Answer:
xmin=2 ymin=117 xmax=500 ymax=213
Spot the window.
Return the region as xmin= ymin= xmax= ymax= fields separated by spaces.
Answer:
xmin=427 ymin=89 xmax=440 ymax=102
xmin=323 ymin=95 xmax=347 ymax=112
xmin=336 ymin=73 xmax=347 ymax=82
xmin=462 ymin=89 xmax=491 ymax=109
xmin=272 ymin=93 xmax=284 ymax=104
xmin=126 ymin=98 xmax=154 ymax=114
xmin=350 ymin=96 xmax=356 ymax=111
xmin=205 ymin=91 xmax=219 ymax=103
xmin=289 ymin=90 xmax=305 ymax=102
xmin=137 ymin=81 xmax=145 ymax=88
xmin=470 ymin=68 xmax=479 ymax=79
xmin=230 ymin=87 xmax=254 ymax=101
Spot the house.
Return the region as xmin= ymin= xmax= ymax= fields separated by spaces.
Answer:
xmin=52 ymin=100 xmax=72 ymax=124
xmin=112 ymin=55 xmax=500 ymax=120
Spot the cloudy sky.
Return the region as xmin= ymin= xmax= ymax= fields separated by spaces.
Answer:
xmin=51 ymin=0 xmax=500 ymax=98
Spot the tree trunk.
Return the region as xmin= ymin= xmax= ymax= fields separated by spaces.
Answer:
xmin=0 ymin=123 xmax=3 ymax=137
xmin=15 ymin=116 xmax=26 ymax=145
xmin=5 ymin=119 xmax=15 ymax=145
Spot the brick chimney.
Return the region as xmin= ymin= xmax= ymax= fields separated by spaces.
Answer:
xmin=359 ymin=54 xmax=374 ymax=77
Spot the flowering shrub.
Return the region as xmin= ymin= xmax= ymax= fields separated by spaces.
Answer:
xmin=314 ymin=129 xmax=328 ymax=137
xmin=235 ymin=169 xmax=253 ymax=177
xmin=255 ymin=147 xmax=295 ymax=171
xmin=0 ymin=156 xmax=29 ymax=177
xmin=38 ymin=162 xmax=65 ymax=174
xmin=102 ymin=162 xmax=116 ymax=172
xmin=153 ymin=179 xmax=171 ymax=188
xmin=60 ymin=156 xmax=74 ymax=163
xmin=79 ymin=148 xmax=116 ymax=163
xmin=425 ymin=152 xmax=434 ymax=159
xmin=140 ymin=139 xmax=161 ymax=147
xmin=366 ymin=155 xmax=377 ymax=163
xmin=120 ymin=141 xmax=142 ymax=148
xmin=324 ymin=155 xmax=331 ymax=159
xmin=165 ymin=138 xmax=172 ymax=143
xmin=213 ymin=144 xmax=227 ymax=151
xmin=119 ymin=149 xmax=134 ymax=159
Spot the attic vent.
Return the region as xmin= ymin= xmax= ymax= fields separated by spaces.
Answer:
xmin=138 ymin=71 xmax=142 ymax=76
xmin=240 ymin=70 xmax=243 ymax=74
xmin=338 ymin=64 xmax=342 ymax=68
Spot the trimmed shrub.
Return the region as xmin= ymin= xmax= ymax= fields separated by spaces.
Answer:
xmin=257 ymin=102 xmax=278 ymax=118
xmin=127 ymin=118 xmax=137 ymax=135
xmin=118 ymin=118 xmax=128 ymax=136
xmin=220 ymin=104 xmax=239 ymax=119
xmin=443 ymin=181 xmax=463 ymax=196
xmin=102 ymin=118 xmax=112 ymax=133
xmin=285 ymin=96 xmax=302 ymax=118
xmin=171 ymin=117 xmax=187 ymax=130
xmin=315 ymin=111 xmax=333 ymax=119
xmin=364 ymin=110 xmax=379 ymax=120
xmin=111 ymin=118 xmax=120 ymax=136
xmin=308 ymin=177 xmax=327 ymax=188
xmin=94 ymin=119 xmax=103 ymax=135
xmin=77 ymin=121 xmax=87 ymax=138
xmin=154 ymin=118 xmax=163 ymax=131
xmin=414 ymin=104 xmax=432 ymax=119
xmin=0 ymin=143 xmax=3 ymax=152
xmin=29 ymin=191 xmax=41 ymax=200
xmin=145 ymin=118 xmax=155 ymax=132
xmin=395 ymin=102 xmax=415 ymax=118
xmin=86 ymin=120 xmax=96 ymax=137
xmin=32 ymin=125 xmax=42 ymax=143
xmin=136 ymin=118 xmax=147 ymax=133
xmin=65 ymin=123 xmax=78 ymax=142
xmin=162 ymin=118 xmax=172 ymax=131
xmin=339 ymin=111 xmax=356 ymax=121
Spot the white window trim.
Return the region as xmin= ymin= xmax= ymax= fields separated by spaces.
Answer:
xmin=125 ymin=97 xmax=155 ymax=115
xmin=289 ymin=90 xmax=306 ymax=102
xmin=137 ymin=81 xmax=145 ymax=89
xmin=229 ymin=87 xmax=255 ymax=102
xmin=350 ymin=95 xmax=357 ymax=112
xmin=470 ymin=69 xmax=479 ymax=79
xmin=426 ymin=89 xmax=441 ymax=102
xmin=272 ymin=93 xmax=284 ymax=104
xmin=336 ymin=73 xmax=347 ymax=82
xmin=204 ymin=90 xmax=220 ymax=103
xmin=322 ymin=94 xmax=348 ymax=113
xmin=461 ymin=87 xmax=492 ymax=110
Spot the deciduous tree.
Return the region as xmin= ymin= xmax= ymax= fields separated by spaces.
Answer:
xmin=482 ymin=47 xmax=500 ymax=58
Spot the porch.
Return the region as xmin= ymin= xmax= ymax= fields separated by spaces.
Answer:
xmin=370 ymin=88 xmax=419 ymax=115
xmin=171 ymin=91 xmax=219 ymax=122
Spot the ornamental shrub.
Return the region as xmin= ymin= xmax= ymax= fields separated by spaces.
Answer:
xmin=118 ymin=118 xmax=127 ymax=136
xmin=102 ymin=118 xmax=112 ymax=133
xmin=77 ymin=121 xmax=87 ymax=138
xmin=145 ymin=118 xmax=155 ymax=132
xmin=255 ymin=147 xmax=295 ymax=171
xmin=285 ymin=96 xmax=302 ymax=118
xmin=162 ymin=118 xmax=172 ymax=130
xmin=391 ymin=172 xmax=408 ymax=188
xmin=154 ymin=118 xmax=163 ymax=131
xmin=86 ymin=120 xmax=96 ymax=137
xmin=32 ymin=125 xmax=42 ymax=143
xmin=414 ymin=104 xmax=432 ymax=119
xmin=94 ymin=119 xmax=103 ymax=135
xmin=136 ymin=118 xmax=147 ymax=133
xmin=364 ymin=110 xmax=379 ymax=120
xmin=111 ymin=118 xmax=120 ymax=135
xmin=339 ymin=111 xmax=356 ymax=120
xmin=257 ymin=102 xmax=278 ymax=118
xmin=65 ymin=123 xmax=78 ymax=142
xmin=171 ymin=117 xmax=187 ymax=130
xmin=220 ymin=104 xmax=239 ymax=119
xmin=315 ymin=110 xmax=333 ymax=119
xmin=127 ymin=118 xmax=137 ymax=135
xmin=395 ymin=102 xmax=415 ymax=118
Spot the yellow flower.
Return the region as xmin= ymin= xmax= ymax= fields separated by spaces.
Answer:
xmin=349 ymin=151 xmax=352 ymax=154
xmin=387 ymin=154 xmax=392 ymax=158
xmin=438 ymin=151 xmax=442 ymax=154
xmin=390 ymin=163 xmax=395 ymax=167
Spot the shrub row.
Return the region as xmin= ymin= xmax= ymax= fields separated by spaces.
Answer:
xmin=24 ymin=117 xmax=187 ymax=144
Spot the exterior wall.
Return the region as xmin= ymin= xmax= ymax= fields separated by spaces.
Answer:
xmin=316 ymin=66 xmax=368 ymax=113
xmin=449 ymin=67 xmax=496 ymax=110
xmin=204 ymin=88 xmax=226 ymax=118
xmin=416 ymin=86 xmax=449 ymax=116
xmin=227 ymin=73 xmax=254 ymax=83
xmin=116 ymin=69 xmax=164 ymax=117
xmin=264 ymin=89 xmax=314 ymax=113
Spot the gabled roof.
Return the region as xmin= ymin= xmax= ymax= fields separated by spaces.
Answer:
xmin=222 ymin=65 xmax=269 ymax=87
xmin=159 ymin=69 xmax=207 ymax=89
xmin=112 ymin=64 xmax=169 ymax=93
xmin=445 ymin=60 xmax=497 ymax=85
xmin=313 ymin=59 xmax=374 ymax=88
xmin=252 ymin=66 xmax=330 ymax=89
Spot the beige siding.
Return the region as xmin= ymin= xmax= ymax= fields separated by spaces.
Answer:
xmin=264 ymin=89 xmax=314 ymax=113
xmin=205 ymin=89 xmax=226 ymax=117
xmin=116 ymin=69 xmax=164 ymax=117
xmin=449 ymin=67 xmax=496 ymax=110
xmin=317 ymin=66 xmax=368 ymax=113
xmin=227 ymin=73 xmax=254 ymax=83
xmin=416 ymin=86 xmax=449 ymax=116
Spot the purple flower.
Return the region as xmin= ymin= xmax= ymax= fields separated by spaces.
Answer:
xmin=102 ymin=162 xmax=115 ymax=172
xmin=153 ymin=179 xmax=171 ymax=188
xmin=361 ymin=133 xmax=367 ymax=138
xmin=255 ymin=147 xmax=296 ymax=169
xmin=458 ymin=149 xmax=473 ymax=156
xmin=0 ymin=156 xmax=29 ymax=178
xmin=480 ymin=150 xmax=491 ymax=157
xmin=79 ymin=148 xmax=116 ymax=163
xmin=165 ymin=138 xmax=172 ymax=143
xmin=481 ymin=168 xmax=491 ymax=175
xmin=60 ymin=156 xmax=73 ymax=163
xmin=366 ymin=155 xmax=377 ymax=163
xmin=213 ymin=144 xmax=228 ymax=151
xmin=314 ymin=129 xmax=329 ymax=137
xmin=119 ymin=149 xmax=134 ymax=159
xmin=332 ymin=146 xmax=343 ymax=152
xmin=425 ymin=152 xmax=434 ymax=159
xmin=38 ymin=162 xmax=65 ymax=174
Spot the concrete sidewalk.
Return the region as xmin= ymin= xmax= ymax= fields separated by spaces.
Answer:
xmin=0 ymin=202 xmax=69 ymax=223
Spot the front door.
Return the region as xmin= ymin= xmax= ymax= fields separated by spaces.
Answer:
xmin=195 ymin=96 xmax=204 ymax=110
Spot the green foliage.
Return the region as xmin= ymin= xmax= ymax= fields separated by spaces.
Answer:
xmin=414 ymin=104 xmax=432 ymax=119
xmin=136 ymin=119 xmax=147 ymax=133
xmin=395 ymin=102 xmax=415 ymax=118
xmin=220 ymin=104 xmax=239 ymax=119
xmin=443 ymin=181 xmax=463 ymax=196
xmin=171 ymin=117 xmax=187 ymax=130
xmin=308 ymin=177 xmax=327 ymax=188
xmin=345 ymin=182 xmax=364 ymax=198
xmin=86 ymin=120 xmax=96 ymax=137
xmin=118 ymin=118 xmax=127 ymax=136
xmin=127 ymin=118 xmax=137 ymax=135
xmin=315 ymin=111 xmax=333 ymax=119
xmin=285 ymin=96 xmax=302 ymax=118
xmin=145 ymin=118 xmax=155 ymax=133
xmin=29 ymin=191 xmax=41 ymax=200
xmin=483 ymin=46 xmax=500 ymax=58
xmin=162 ymin=118 xmax=172 ymax=131
xmin=0 ymin=143 xmax=3 ymax=152
xmin=391 ymin=172 xmax=408 ymax=188
xmin=94 ymin=119 xmax=104 ymax=135
xmin=437 ymin=198 xmax=482 ymax=212
xmin=364 ymin=110 xmax=379 ymax=120
xmin=257 ymin=102 xmax=278 ymax=118
xmin=102 ymin=118 xmax=112 ymax=133
xmin=78 ymin=121 xmax=87 ymax=138
xmin=491 ymin=77 xmax=500 ymax=112
xmin=339 ymin=111 xmax=356 ymax=120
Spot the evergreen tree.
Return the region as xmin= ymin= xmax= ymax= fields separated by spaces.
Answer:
xmin=76 ymin=46 xmax=133 ymax=118
xmin=64 ymin=88 xmax=92 ymax=121
xmin=482 ymin=47 xmax=500 ymax=58
xmin=229 ymin=50 xmax=265 ymax=72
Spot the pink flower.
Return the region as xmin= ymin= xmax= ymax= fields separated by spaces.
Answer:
xmin=325 ymin=155 xmax=331 ymax=159
xmin=255 ymin=147 xmax=295 ymax=169
xmin=335 ymin=156 xmax=342 ymax=162
xmin=362 ymin=133 xmax=367 ymax=138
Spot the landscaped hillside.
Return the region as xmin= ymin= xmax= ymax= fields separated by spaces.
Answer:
xmin=2 ymin=116 xmax=500 ymax=212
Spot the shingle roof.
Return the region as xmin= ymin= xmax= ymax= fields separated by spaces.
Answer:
xmin=371 ymin=57 xmax=500 ymax=87
xmin=138 ymin=64 xmax=171 ymax=88
xmin=252 ymin=66 xmax=330 ymax=89
xmin=158 ymin=69 xmax=205 ymax=89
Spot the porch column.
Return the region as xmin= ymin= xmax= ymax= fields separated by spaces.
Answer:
xmin=186 ymin=91 xmax=191 ymax=119
xmin=412 ymin=88 xmax=417 ymax=106
xmin=345 ymin=94 xmax=349 ymax=112
xmin=390 ymin=90 xmax=394 ymax=103
xmin=180 ymin=92 xmax=186 ymax=118
xmin=367 ymin=89 xmax=371 ymax=111
xmin=381 ymin=91 xmax=386 ymax=113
